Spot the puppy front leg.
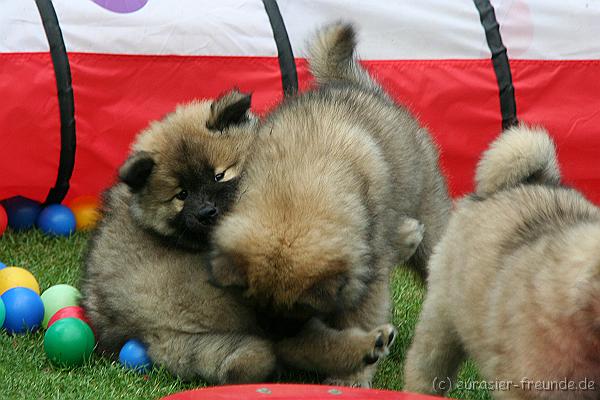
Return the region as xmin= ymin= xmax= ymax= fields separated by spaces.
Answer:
xmin=276 ymin=318 xmax=396 ymax=377
xmin=403 ymin=293 xmax=465 ymax=395
xmin=145 ymin=330 xmax=276 ymax=384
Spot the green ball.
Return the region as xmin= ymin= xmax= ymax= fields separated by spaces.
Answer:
xmin=40 ymin=284 xmax=81 ymax=328
xmin=44 ymin=317 xmax=95 ymax=367
xmin=0 ymin=297 xmax=5 ymax=327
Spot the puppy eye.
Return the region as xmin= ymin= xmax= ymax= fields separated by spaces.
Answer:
xmin=175 ymin=190 xmax=188 ymax=201
xmin=214 ymin=172 xmax=225 ymax=182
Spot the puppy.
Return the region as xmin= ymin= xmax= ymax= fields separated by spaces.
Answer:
xmin=81 ymin=91 xmax=278 ymax=384
xmin=404 ymin=125 xmax=600 ymax=399
xmin=81 ymin=90 xmax=391 ymax=383
xmin=209 ymin=23 xmax=451 ymax=386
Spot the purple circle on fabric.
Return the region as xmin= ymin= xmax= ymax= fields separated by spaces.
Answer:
xmin=90 ymin=0 xmax=149 ymax=14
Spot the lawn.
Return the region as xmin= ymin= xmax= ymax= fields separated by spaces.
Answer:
xmin=0 ymin=230 xmax=491 ymax=400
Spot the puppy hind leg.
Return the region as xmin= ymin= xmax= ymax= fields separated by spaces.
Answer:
xmin=276 ymin=318 xmax=397 ymax=377
xmin=397 ymin=217 xmax=425 ymax=264
xmin=324 ymin=364 xmax=379 ymax=388
xmin=145 ymin=330 xmax=276 ymax=384
xmin=409 ymin=196 xmax=451 ymax=278
xmin=403 ymin=295 xmax=465 ymax=395
xmin=321 ymin=276 xmax=393 ymax=387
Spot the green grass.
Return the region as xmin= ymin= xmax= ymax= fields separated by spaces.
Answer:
xmin=0 ymin=230 xmax=490 ymax=399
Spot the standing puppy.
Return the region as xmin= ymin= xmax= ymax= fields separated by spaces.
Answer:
xmin=210 ymin=23 xmax=451 ymax=386
xmin=404 ymin=125 xmax=600 ymax=399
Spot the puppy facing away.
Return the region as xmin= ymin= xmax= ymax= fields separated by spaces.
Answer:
xmin=81 ymin=90 xmax=394 ymax=384
xmin=404 ymin=125 xmax=600 ymax=399
xmin=209 ymin=23 xmax=451 ymax=386
xmin=80 ymin=91 xmax=279 ymax=384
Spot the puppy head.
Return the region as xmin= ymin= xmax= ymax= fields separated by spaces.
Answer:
xmin=209 ymin=193 xmax=371 ymax=315
xmin=119 ymin=90 xmax=256 ymax=249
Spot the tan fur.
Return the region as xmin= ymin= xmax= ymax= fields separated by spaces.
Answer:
xmin=276 ymin=319 xmax=396 ymax=378
xmin=82 ymin=185 xmax=278 ymax=383
xmin=475 ymin=124 xmax=561 ymax=197
xmin=125 ymin=97 xmax=256 ymax=239
xmin=81 ymin=93 xmax=279 ymax=383
xmin=210 ymin=23 xmax=450 ymax=386
xmin=404 ymin=125 xmax=600 ymax=399
xmin=82 ymin=91 xmax=399 ymax=383
xmin=133 ymin=98 xmax=254 ymax=175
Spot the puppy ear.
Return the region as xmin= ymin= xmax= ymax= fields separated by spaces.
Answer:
xmin=206 ymin=90 xmax=252 ymax=131
xmin=119 ymin=151 xmax=155 ymax=191
xmin=209 ymin=251 xmax=248 ymax=288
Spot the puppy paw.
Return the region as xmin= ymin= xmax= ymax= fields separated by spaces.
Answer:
xmin=363 ymin=324 xmax=397 ymax=365
xmin=398 ymin=218 xmax=425 ymax=261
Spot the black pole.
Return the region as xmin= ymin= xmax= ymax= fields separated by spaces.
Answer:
xmin=262 ymin=0 xmax=298 ymax=96
xmin=35 ymin=0 xmax=77 ymax=204
xmin=474 ymin=0 xmax=518 ymax=130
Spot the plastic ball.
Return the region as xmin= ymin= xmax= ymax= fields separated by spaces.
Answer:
xmin=0 ymin=297 xmax=5 ymax=327
xmin=40 ymin=284 xmax=81 ymax=328
xmin=2 ymin=196 xmax=41 ymax=231
xmin=0 ymin=261 xmax=6 ymax=270
xmin=69 ymin=196 xmax=100 ymax=231
xmin=119 ymin=339 xmax=152 ymax=372
xmin=0 ymin=204 xmax=7 ymax=237
xmin=0 ymin=267 xmax=40 ymax=295
xmin=37 ymin=204 xmax=76 ymax=237
xmin=1 ymin=287 xmax=44 ymax=334
xmin=44 ymin=317 xmax=95 ymax=367
xmin=47 ymin=306 xmax=90 ymax=329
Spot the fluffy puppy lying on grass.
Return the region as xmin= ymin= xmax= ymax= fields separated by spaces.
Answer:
xmin=81 ymin=91 xmax=279 ymax=384
xmin=209 ymin=23 xmax=451 ymax=387
xmin=404 ymin=125 xmax=600 ymax=399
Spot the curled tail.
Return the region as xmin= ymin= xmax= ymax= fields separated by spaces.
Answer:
xmin=307 ymin=22 xmax=378 ymax=89
xmin=475 ymin=125 xmax=561 ymax=197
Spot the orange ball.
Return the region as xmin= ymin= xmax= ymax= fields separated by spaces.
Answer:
xmin=68 ymin=196 xmax=100 ymax=231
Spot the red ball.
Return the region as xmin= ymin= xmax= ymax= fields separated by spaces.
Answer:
xmin=46 ymin=306 xmax=91 ymax=330
xmin=0 ymin=205 xmax=7 ymax=237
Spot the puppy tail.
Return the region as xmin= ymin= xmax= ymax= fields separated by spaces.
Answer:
xmin=307 ymin=22 xmax=377 ymax=89
xmin=475 ymin=124 xmax=561 ymax=197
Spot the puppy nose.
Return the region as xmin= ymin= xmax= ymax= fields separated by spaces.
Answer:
xmin=198 ymin=206 xmax=218 ymax=220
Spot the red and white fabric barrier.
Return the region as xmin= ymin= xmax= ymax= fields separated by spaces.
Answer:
xmin=1 ymin=0 xmax=599 ymax=202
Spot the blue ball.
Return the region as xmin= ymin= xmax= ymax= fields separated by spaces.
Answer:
xmin=36 ymin=205 xmax=76 ymax=237
xmin=1 ymin=287 xmax=44 ymax=334
xmin=2 ymin=196 xmax=41 ymax=231
xmin=119 ymin=339 xmax=152 ymax=372
xmin=0 ymin=262 xmax=5 ymax=270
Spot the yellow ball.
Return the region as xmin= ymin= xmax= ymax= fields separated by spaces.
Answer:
xmin=0 ymin=267 xmax=40 ymax=295
xmin=69 ymin=196 xmax=100 ymax=231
